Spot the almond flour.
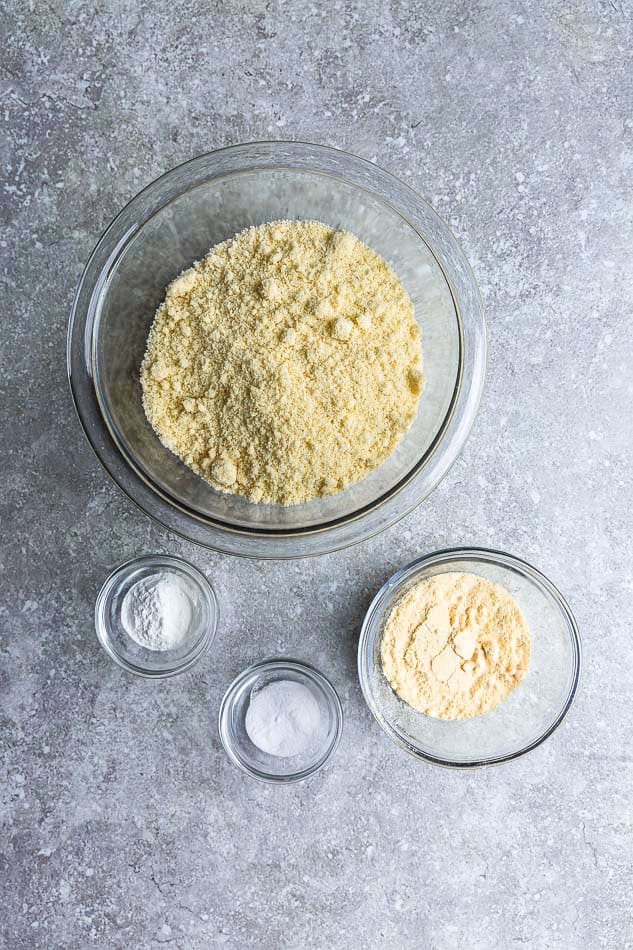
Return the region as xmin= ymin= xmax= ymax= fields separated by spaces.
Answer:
xmin=140 ymin=220 xmax=423 ymax=505
xmin=380 ymin=572 xmax=531 ymax=719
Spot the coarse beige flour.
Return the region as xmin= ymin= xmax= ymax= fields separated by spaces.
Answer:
xmin=380 ymin=572 xmax=531 ymax=719
xmin=141 ymin=220 xmax=423 ymax=505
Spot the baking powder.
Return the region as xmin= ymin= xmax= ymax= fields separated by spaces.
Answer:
xmin=121 ymin=572 xmax=193 ymax=651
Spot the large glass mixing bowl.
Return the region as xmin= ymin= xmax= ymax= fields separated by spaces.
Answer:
xmin=68 ymin=142 xmax=486 ymax=557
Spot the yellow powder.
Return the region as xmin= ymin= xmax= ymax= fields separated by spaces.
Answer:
xmin=141 ymin=220 xmax=423 ymax=505
xmin=380 ymin=572 xmax=531 ymax=719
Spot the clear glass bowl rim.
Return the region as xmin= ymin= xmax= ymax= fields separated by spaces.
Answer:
xmin=68 ymin=140 xmax=487 ymax=558
xmin=218 ymin=657 xmax=344 ymax=784
xmin=357 ymin=546 xmax=582 ymax=769
xmin=94 ymin=554 xmax=219 ymax=678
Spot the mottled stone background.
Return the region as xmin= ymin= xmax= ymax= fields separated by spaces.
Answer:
xmin=1 ymin=2 xmax=632 ymax=948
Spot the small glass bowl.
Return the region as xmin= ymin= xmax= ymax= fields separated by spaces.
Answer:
xmin=219 ymin=659 xmax=343 ymax=783
xmin=358 ymin=548 xmax=581 ymax=768
xmin=95 ymin=555 xmax=218 ymax=677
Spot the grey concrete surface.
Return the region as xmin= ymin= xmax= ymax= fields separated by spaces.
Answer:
xmin=1 ymin=1 xmax=632 ymax=948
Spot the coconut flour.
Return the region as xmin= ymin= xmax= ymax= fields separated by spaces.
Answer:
xmin=380 ymin=572 xmax=531 ymax=719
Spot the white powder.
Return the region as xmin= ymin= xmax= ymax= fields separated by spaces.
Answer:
xmin=245 ymin=680 xmax=322 ymax=758
xmin=121 ymin=572 xmax=193 ymax=651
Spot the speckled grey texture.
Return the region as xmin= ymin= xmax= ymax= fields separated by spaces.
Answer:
xmin=1 ymin=2 xmax=632 ymax=948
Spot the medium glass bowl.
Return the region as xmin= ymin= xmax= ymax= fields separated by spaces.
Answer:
xmin=95 ymin=555 xmax=218 ymax=677
xmin=68 ymin=142 xmax=486 ymax=558
xmin=358 ymin=548 xmax=581 ymax=768
xmin=218 ymin=658 xmax=343 ymax=784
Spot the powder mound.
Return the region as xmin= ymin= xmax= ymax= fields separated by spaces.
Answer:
xmin=120 ymin=573 xmax=193 ymax=652
xmin=140 ymin=219 xmax=423 ymax=505
xmin=380 ymin=572 xmax=531 ymax=720
xmin=245 ymin=680 xmax=322 ymax=758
